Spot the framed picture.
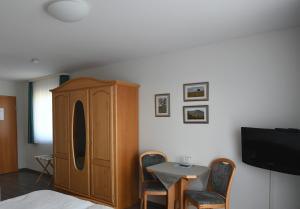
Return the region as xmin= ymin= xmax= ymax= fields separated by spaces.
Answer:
xmin=183 ymin=105 xmax=209 ymax=123
xmin=155 ymin=94 xmax=170 ymax=117
xmin=183 ymin=82 xmax=209 ymax=101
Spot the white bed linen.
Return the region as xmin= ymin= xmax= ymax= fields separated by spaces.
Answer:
xmin=0 ymin=190 xmax=112 ymax=209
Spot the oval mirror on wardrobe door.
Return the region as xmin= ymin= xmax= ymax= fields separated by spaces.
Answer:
xmin=73 ymin=100 xmax=86 ymax=170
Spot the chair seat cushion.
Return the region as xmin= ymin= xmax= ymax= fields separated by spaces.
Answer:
xmin=143 ymin=181 xmax=166 ymax=192
xmin=185 ymin=190 xmax=225 ymax=205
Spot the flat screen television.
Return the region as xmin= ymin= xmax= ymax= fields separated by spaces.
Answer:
xmin=241 ymin=127 xmax=300 ymax=175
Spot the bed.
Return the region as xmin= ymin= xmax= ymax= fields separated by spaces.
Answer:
xmin=0 ymin=190 xmax=113 ymax=209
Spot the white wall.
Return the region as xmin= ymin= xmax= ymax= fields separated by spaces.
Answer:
xmin=71 ymin=28 xmax=300 ymax=209
xmin=0 ymin=80 xmax=53 ymax=172
xmin=0 ymin=80 xmax=26 ymax=169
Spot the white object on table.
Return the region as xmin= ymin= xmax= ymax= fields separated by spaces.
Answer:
xmin=180 ymin=155 xmax=192 ymax=166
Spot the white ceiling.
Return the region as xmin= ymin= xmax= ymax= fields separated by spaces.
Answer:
xmin=0 ymin=0 xmax=299 ymax=80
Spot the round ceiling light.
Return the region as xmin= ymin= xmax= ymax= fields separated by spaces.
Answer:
xmin=46 ymin=0 xmax=90 ymax=22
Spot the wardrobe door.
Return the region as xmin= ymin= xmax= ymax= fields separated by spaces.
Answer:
xmin=90 ymin=86 xmax=115 ymax=204
xmin=70 ymin=89 xmax=90 ymax=195
xmin=53 ymin=93 xmax=69 ymax=189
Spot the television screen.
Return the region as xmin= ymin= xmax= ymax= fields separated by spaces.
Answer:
xmin=241 ymin=127 xmax=300 ymax=175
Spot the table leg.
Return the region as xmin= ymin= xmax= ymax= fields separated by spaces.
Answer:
xmin=178 ymin=178 xmax=190 ymax=209
xmin=35 ymin=159 xmax=45 ymax=184
xmin=35 ymin=159 xmax=51 ymax=185
xmin=48 ymin=161 xmax=54 ymax=186
xmin=167 ymin=184 xmax=176 ymax=209
xmin=36 ymin=159 xmax=51 ymax=175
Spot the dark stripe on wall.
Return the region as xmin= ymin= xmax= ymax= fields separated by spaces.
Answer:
xmin=28 ymin=82 xmax=34 ymax=144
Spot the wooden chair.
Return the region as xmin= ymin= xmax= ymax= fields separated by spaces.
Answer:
xmin=184 ymin=158 xmax=236 ymax=209
xmin=139 ymin=151 xmax=168 ymax=209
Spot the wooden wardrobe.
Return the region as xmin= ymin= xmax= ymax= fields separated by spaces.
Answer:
xmin=51 ymin=77 xmax=139 ymax=209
